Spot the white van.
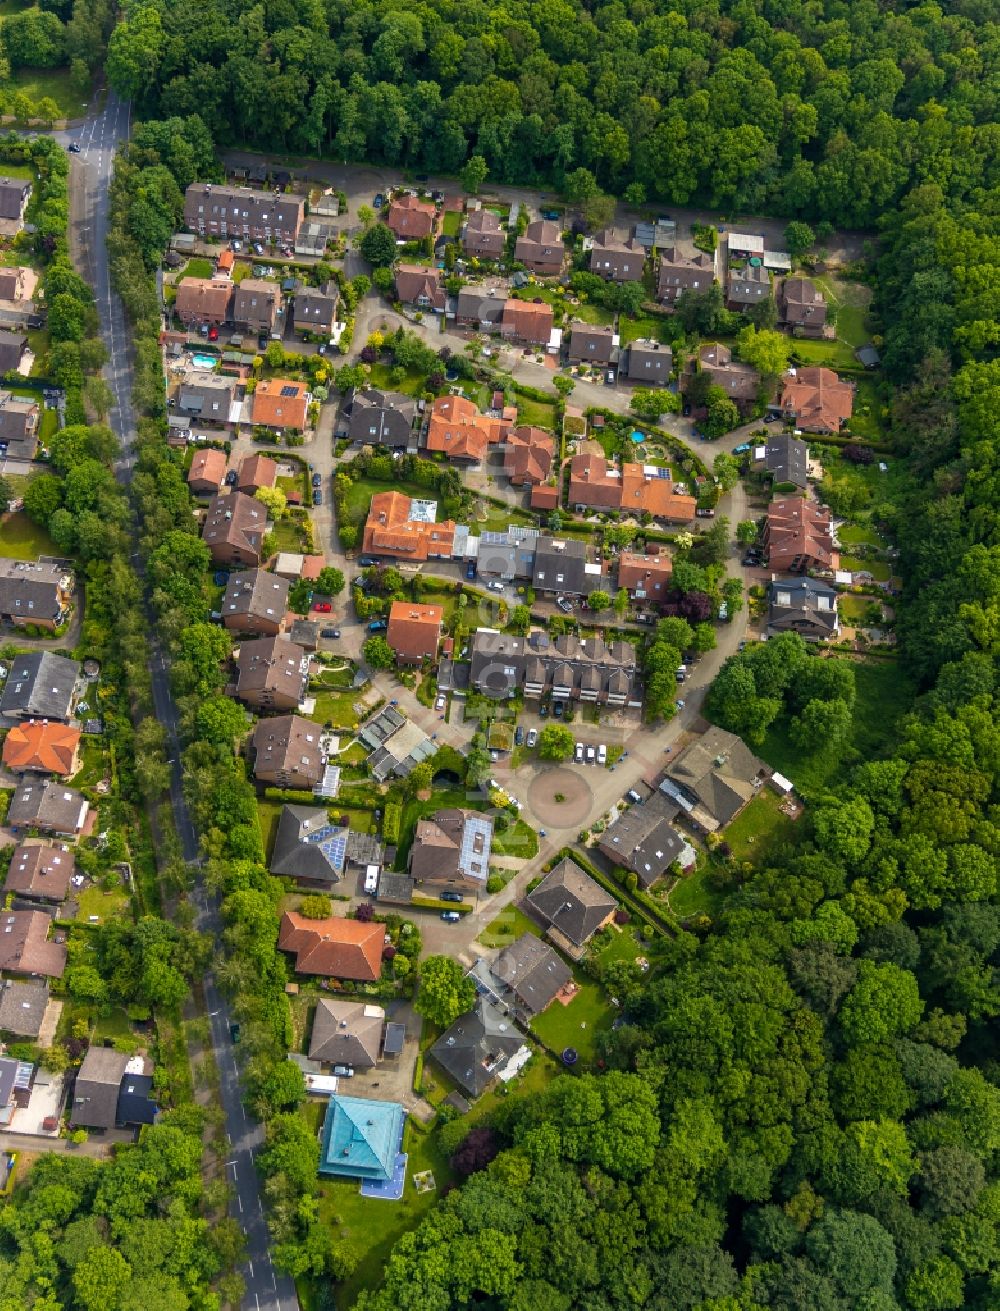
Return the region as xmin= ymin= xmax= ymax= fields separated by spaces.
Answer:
xmin=363 ymin=866 xmax=379 ymax=895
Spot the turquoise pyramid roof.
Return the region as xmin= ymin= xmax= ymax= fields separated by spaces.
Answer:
xmin=318 ymin=1093 xmax=404 ymax=1183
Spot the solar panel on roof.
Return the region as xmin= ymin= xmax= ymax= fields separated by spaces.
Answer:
xmin=280 ymin=385 xmax=297 ymax=397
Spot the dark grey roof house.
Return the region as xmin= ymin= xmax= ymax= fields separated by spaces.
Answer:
xmin=624 ymin=340 xmax=673 ymax=386
xmin=0 ymin=652 xmax=80 ymax=721
xmin=0 ymin=979 xmax=49 ymax=1039
xmin=0 ymin=559 xmax=71 ymax=629
xmin=7 ymin=780 xmax=89 ymax=836
xmin=348 ymin=389 xmax=417 ymax=448
xmin=568 ymin=324 xmax=617 ymax=365
xmin=597 ymin=791 xmax=683 ymax=888
xmin=767 ymin=576 xmax=840 ymax=641
xmin=430 ymin=998 xmax=523 ymax=1098
xmin=116 ymin=1072 xmax=158 ymax=1127
xmin=532 ymin=535 xmax=603 ymax=596
xmin=489 ymin=933 xmax=571 ymax=1018
xmin=176 ymin=370 xmax=238 ymax=424
xmin=0 ymin=331 xmax=27 ymax=373
xmin=70 ymin=1048 xmax=129 ymax=1129
xmin=293 ymin=283 xmax=339 ymax=335
xmin=269 ymin=805 xmax=347 ymax=886
xmin=726 ymin=261 xmax=771 ymax=309
xmin=456 ymin=285 xmax=508 ymax=328
xmin=526 ymin=858 xmax=617 ymax=950
xmin=0 ymin=178 xmax=30 ymax=222
xmin=476 ymin=526 xmax=538 ymax=581
xmin=662 ymin=727 xmax=765 ymax=832
xmin=308 ymin=997 xmax=384 ymax=1069
xmin=222 ymin=568 xmax=290 ymax=635
xmin=752 ymin=432 xmax=808 ymax=490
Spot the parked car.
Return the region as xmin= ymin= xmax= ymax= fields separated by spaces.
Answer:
xmin=514 ymin=726 xmax=524 ymax=746
xmin=526 ymin=728 xmax=538 ymax=748
xmin=314 ymin=601 xmax=332 ymax=612
xmin=575 ymin=743 xmax=584 ymax=763
xmin=224 ymin=469 xmax=237 ymax=485
xmin=374 ymin=193 xmax=385 ymax=208
xmin=487 ymin=580 xmax=504 ymax=592
xmin=332 ymin=1064 xmax=354 ymax=1077
xmin=695 ymin=507 xmax=715 ymax=518
xmin=676 ymin=698 xmax=686 ymax=709
xmin=253 ymin=242 xmax=265 ymax=255
xmin=556 ymin=595 xmax=574 ymax=614
xmin=313 ymin=491 xmax=322 ymax=504
xmin=358 ymin=556 xmax=376 ymax=567
xmin=367 ymin=620 xmax=387 ymax=633
xmin=363 ymin=867 xmax=379 ymax=894
xmin=440 ymin=890 xmax=463 ymax=903
xmin=321 ymin=627 xmax=338 ymax=638
xmin=311 ymin=473 xmax=322 ymax=486
xmin=732 ymin=443 xmax=752 ymax=454
xmin=541 ymin=208 xmax=560 ymax=220
xmin=553 ymin=701 xmax=564 ymax=718
xmin=440 ymin=910 xmax=461 ymax=922
xmin=465 ymin=560 xmax=476 ymax=580
xmin=229 ymin=1022 xmax=241 ymax=1044
xmin=208 ymin=326 xmax=219 ymax=341
xmin=626 ymin=789 xmax=642 ymax=804
xmin=434 ymin=694 xmax=446 ymax=710
xmin=598 ymin=744 xmax=607 ymax=765
xmin=586 ymin=745 xmax=596 ymax=764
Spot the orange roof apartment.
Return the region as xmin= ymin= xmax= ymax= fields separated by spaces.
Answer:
xmin=386 ymin=602 xmax=443 ymax=664
xmin=764 ymin=496 xmax=836 ymax=573
xmin=424 ymin=394 xmax=512 ymax=463
xmin=251 ymin=379 xmax=309 ymax=434
xmin=362 ymin=491 xmax=456 ymax=562
xmin=569 ymin=452 xmax=696 ymax=522
xmin=617 ymin=551 xmax=673 ymax=602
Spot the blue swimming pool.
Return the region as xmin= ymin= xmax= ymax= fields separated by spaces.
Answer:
xmin=191 ymin=353 xmax=218 ymax=370
xmin=630 ymin=430 xmax=646 ymax=443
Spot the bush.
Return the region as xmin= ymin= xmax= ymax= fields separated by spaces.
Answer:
xmin=383 ymin=802 xmax=402 ymax=844
xmin=486 ymin=874 xmax=504 ymax=894
xmin=299 ymin=894 xmax=331 ymax=919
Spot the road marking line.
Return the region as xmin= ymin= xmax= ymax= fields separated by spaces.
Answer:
xmin=237 ymin=1194 xmax=243 ymax=1212
xmin=248 ymin=1260 xmax=254 ymax=1277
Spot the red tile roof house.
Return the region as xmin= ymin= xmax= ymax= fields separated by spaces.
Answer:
xmin=174 ymin=277 xmax=233 ymax=327
xmin=504 ymin=426 xmax=555 ymax=485
xmin=187 ymin=447 xmax=228 ymax=495
xmin=386 ymin=601 xmax=443 ymax=665
xmin=278 ymin=911 xmax=384 ymax=981
xmin=463 ymin=209 xmax=505 ymax=259
xmin=386 ymin=194 xmax=437 ymax=241
xmin=251 ymin=378 xmax=310 ymax=435
xmin=238 ymin=452 xmax=278 ymax=494
xmin=779 ymin=367 xmax=854 ymax=434
xmin=764 ymin=497 xmax=836 ymax=573
xmin=424 ymin=394 xmax=511 ymax=463
xmin=2 ymin=721 xmax=82 ymax=775
xmin=394 ymin=264 xmax=446 ymax=312
xmin=501 ymin=299 xmax=554 ymax=346
xmin=201 ymin=491 xmax=267 ymax=567
xmin=617 ymin=551 xmax=673 ymax=603
xmin=514 ymin=220 xmax=564 ymax=275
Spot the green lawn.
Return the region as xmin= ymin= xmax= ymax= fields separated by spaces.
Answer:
xmin=0 ymin=160 xmax=34 ymax=181
xmin=10 ymin=67 xmax=88 ymax=119
xmin=0 ymin=511 xmax=56 ymax=559
xmin=724 ymin=789 xmax=796 ymax=863
xmin=92 ymin=1006 xmax=135 ymax=1045
xmin=257 ymin=799 xmax=284 ymax=860
xmin=75 ymin=884 xmax=130 ymax=924
xmin=491 ymin=818 xmax=539 ymax=859
xmin=787 ymin=336 xmax=859 ymax=372
xmin=838 ymin=593 xmax=884 ymax=625
xmin=183 ymin=257 xmax=214 ymax=279
xmin=309 ymin=688 xmax=365 ymax=730
xmin=847 ymin=377 xmax=887 ymax=442
xmin=37 ymin=405 xmax=57 ymax=443
xmin=839 ymin=552 xmax=891 ymax=581
xmin=72 ymin=738 xmax=109 ymax=789
xmin=531 ymin=971 xmax=614 ymax=1066
xmin=618 ymin=313 xmax=678 ymax=347
xmin=836 ymin=522 xmax=882 ymax=549
xmin=366 ymin=363 xmax=426 ymax=396
xmin=514 ymin=395 xmax=557 ymax=429
xmin=667 ymin=862 xmax=726 ymax=919
xmin=441 ymin=211 xmax=461 ymax=238
xmin=477 ymin=905 xmax=541 ymax=949
xmin=395 ymin=787 xmax=485 ymax=870
xmin=813 ymin=274 xmax=873 ymax=350
xmin=757 ymin=659 xmax=914 ymax=798
xmin=270 ymin=515 xmax=312 ymax=553
xmin=595 ymin=923 xmax=642 ymax=967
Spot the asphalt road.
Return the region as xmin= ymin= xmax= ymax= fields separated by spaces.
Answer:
xmin=65 ymin=96 xmax=299 ymax=1311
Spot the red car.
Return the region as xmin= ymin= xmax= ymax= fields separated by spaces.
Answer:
xmin=208 ymin=325 xmax=219 ymax=341
xmin=313 ymin=601 xmax=332 ymax=613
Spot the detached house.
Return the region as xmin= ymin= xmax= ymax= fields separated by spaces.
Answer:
xmin=768 ymin=576 xmax=839 ymax=641
xmin=235 ymin=634 xmax=308 ymax=710
xmin=177 ymin=372 xmax=239 ymax=429
xmin=589 ymin=228 xmax=645 ymax=281
xmin=222 ymin=569 xmax=289 ymax=635
xmin=7 ymin=780 xmax=89 ymax=837
xmin=501 ymin=299 xmax=553 ymax=346
xmin=779 ymin=367 xmax=853 ymax=433
xmin=618 ymin=550 xmax=672 ymax=603
xmin=0 ymin=178 xmax=31 ymax=227
xmin=463 ymin=209 xmax=505 ymax=259
xmin=764 ymin=496 xmax=835 ymax=573
xmin=527 ymin=858 xmax=616 ymax=955
xmin=514 ymin=220 xmax=564 ymax=275
xmin=174 ymin=277 xmax=232 ymax=327
xmin=1 ymin=652 xmax=79 ymax=722
xmin=201 ymin=491 xmax=266 ymax=567
xmin=183 ymin=183 xmax=304 ymax=245
xmin=658 ymin=246 xmax=717 ymax=304
xmin=0 ymin=560 xmax=72 ymax=632
xmin=251 ymin=714 xmax=324 ymax=789
xmin=684 ymin=343 xmax=760 ymax=414
xmin=568 ymin=324 xmax=617 ymax=367
xmin=4 ymin=842 xmax=74 ymax=903
xmin=430 ymin=998 xmax=524 ymax=1099
xmin=187 ymin=447 xmax=228 ymax=495
xmin=2 ymin=721 xmax=81 ymax=776
xmin=624 ymin=340 xmax=672 ymax=386
xmin=726 ymin=261 xmax=770 ymax=311
xmin=569 ymin=452 xmax=696 ymax=522
xmin=362 ymin=491 xmax=456 ymax=562
xmin=394 ymin=264 xmax=445 ymax=312
xmin=278 ymin=911 xmax=384 ymax=981
xmin=424 ymin=394 xmax=511 ymax=463
xmin=0 ymin=909 xmax=66 ymax=979
xmin=293 ymin=283 xmax=338 ymax=337
xmin=662 ymin=726 xmax=765 ymax=832
xmin=778 ymin=277 xmax=828 ymax=337
xmin=503 ymin=426 xmax=554 ymax=485
xmin=598 ymin=791 xmax=685 ymax=888
xmin=408 ymin=809 xmax=493 ymax=893
xmin=232 ymin=279 xmax=281 ymax=334
xmin=237 ymin=452 xmax=278 ymax=493
xmin=0 ymin=335 xmax=28 ymax=377
xmin=386 ymin=601 xmax=443 ymax=665
xmin=386 ymin=194 xmax=436 ymax=240
xmin=251 ymin=378 xmax=309 ymax=434
xmin=348 ymin=389 xmax=416 ymax=449
xmin=456 ymin=285 xmax=507 ymax=330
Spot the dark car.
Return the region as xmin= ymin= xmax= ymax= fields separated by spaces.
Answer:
xmin=541 ymin=208 xmax=560 ymax=220
xmin=514 ymin=726 xmax=524 ymax=746
xmin=313 ymin=490 xmax=322 ymax=504
xmin=374 ymin=193 xmax=385 ymax=208
xmin=358 ymin=555 xmax=376 ymax=567
xmin=440 ymin=911 xmax=461 ymax=923
xmin=258 ymin=333 xmax=269 ymax=350
xmin=553 ymin=701 xmax=564 ymax=718
xmin=367 ymin=619 xmax=387 ymax=633
xmin=312 ymin=472 xmax=322 ymax=487
xmin=224 ymin=469 xmax=238 ymax=485
xmin=465 ymin=560 xmax=476 ymax=580
xmin=696 ymin=507 xmax=715 ymax=518
xmin=440 ymin=890 xmax=463 ymax=903
xmin=321 ymin=627 xmax=338 ymax=638
xmin=682 ymin=403 xmax=692 ymax=417
xmin=229 ymin=1021 xmax=241 ymax=1044
xmin=213 ymin=571 xmax=230 ymax=586
xmin=68 ymin=142 xmax=81 ymax=153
